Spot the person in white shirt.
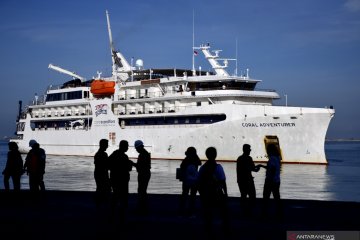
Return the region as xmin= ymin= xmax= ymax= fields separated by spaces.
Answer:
xmin=260 ymin=144 xmax=282 ymax=218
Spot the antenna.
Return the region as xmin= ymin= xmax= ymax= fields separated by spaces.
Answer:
xmin=192 ymin=9 xmax=196 ymax=76
xmin=235 ymin=38 xmax=238 ymax=76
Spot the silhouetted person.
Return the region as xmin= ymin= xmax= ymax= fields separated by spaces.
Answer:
xmin=261 ymin=144 xmax=282 ymax=218
xmin=94 ymin=139 xmax=111 ymax=207
xmin=24 ymin=140 xmax=46 ymax=192
xmin=109 ymin=140 xmax=133 ymax=220
xmin=3 ymin=142 xmax=23 ymax=191
xmin=133 ymin=140 xmax=151 ymax=215
xmin=236 ymin=144 xmax=260 ymax=216
xmin=178 ymin=147 xmax=202 ymax=217
xmin=198 ymin=147 xmax=229 ymax=236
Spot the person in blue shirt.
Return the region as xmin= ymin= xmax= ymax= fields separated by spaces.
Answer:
xmin=198 ymin=147 xmax=229 ymax=235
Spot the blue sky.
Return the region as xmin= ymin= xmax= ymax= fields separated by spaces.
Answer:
xmin=0 ymin=0 xmax=359 ymax=139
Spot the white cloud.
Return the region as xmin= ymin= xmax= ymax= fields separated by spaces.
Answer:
xmin=344 ymin=0 xmax=360 ymax=12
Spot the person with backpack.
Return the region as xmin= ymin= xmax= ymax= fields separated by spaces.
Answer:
xmin=178 ymin=146 xmax=201 ymax=217
xmin=198 ymin=147 xmax=229 ymax=234
xmin=3 ymin=142 xmax=24 ymax=191
xmin=24 ymin=140 xmax=46 ymax=192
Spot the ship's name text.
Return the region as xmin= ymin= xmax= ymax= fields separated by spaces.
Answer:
xmin=242 ymin=122 xmax=296 ymax=128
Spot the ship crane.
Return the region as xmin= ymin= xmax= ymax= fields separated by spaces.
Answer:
xmin=105 ymin=10 xmax=131 ymax=81
xmin=48 ymin=63 xmax=85 ymax=81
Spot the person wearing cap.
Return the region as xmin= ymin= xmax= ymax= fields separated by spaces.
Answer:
xmin=24 ymin=140 xmax=46 ymax=192
xmin=133 ymin=140 xmax=151 ymax=214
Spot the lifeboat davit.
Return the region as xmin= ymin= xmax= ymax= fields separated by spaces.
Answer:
xmin=90 ymin=80 xmax=115 ymax=96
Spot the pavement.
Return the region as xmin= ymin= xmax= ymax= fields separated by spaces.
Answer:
xmin=0 ymin=190 xmax=359 ymax=240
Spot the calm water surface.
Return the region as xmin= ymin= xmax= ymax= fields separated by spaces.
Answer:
xmin=1 ymin=141 xmax=359 ymax=202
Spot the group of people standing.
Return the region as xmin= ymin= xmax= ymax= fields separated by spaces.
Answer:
xmin=236 ymin=143 xmax=282 ymax=217
xmin=3 ymin=139 xmax=281 ymax=226
xmin=93 ymin=139 xmax=151 ymax=217
xmin=177 ymin=143 xmax=282 ymax=229
xmin=2 ymin=140 xmax=46 ymax=192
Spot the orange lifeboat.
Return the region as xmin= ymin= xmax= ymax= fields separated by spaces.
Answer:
xmin=90 ymin=80 xmax=115 ymax=96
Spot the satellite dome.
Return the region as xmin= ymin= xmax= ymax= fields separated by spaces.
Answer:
xmin=135 ymin=59 xmax=144 ymax=70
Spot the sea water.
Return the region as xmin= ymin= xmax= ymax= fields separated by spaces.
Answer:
xmin=0 ymin=140 xmax=359 ymax=202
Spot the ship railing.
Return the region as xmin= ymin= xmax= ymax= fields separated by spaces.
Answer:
xmin=115 ymin=105 xmax=201 ymax=115
xmin=254 ymin=88 xmax=277 ymax=92
xmin=32 ymin=125 xmax=92 ymax=131
xmin=191 ymin=87 xmax=277 ymax=92
xmin=117 ymin=87 xmax=277 ymax=101
xmin=28 ymin=94 xmax=47 ymax=106
xmin=47 ymin=84 xmax=67 ymax=90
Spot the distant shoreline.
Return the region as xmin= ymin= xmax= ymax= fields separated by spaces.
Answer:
xmin=326 ymin=139 xmax=360 ymax=142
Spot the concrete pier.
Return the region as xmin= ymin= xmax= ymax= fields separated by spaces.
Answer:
xmin=0 ymin=190 xmax=358 ymax=240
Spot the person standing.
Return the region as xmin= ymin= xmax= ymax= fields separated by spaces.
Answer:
xmin=24 ymin=140 xmax=46 ymax=192
xmin=236 ymin=144 xmax=260 ymax=216
xmin=3 ymin=142 xmax=23 ymax=191
xmin=178 ymin=146 xmax=201 ymax=217
xmin=198 ymin=147 xmax=228 ymax=235
xmin=94 ymin=139 xmax=111 ymax=207
xmin=261 ymin=144 xmax=282 ymax=218
xmin=133 ymin=140 xmax=151 ymax=215
xmin=109 ymin=140 xmax=133 ymax=219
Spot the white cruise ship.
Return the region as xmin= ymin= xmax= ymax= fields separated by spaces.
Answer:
xmin=11 ymin=11 xmax=335 ymax=164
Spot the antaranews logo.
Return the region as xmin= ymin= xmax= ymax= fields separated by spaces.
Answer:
xmin=288 ymin=231 xmax=359 ymax=240
xmin=288 ymin=232 xmax=297 ymax=240
xmin=287 ymin=231 xmax=335 ymax=240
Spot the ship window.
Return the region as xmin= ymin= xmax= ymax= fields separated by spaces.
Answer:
xmin=47 ymin=90 xmax=83 ymax=102
xmin=118 ymin=114 xmax=226 ymax=127
xmin=147 ymin=119 xmax=155 ymax=125
xmin=189 ymin=81 xmax=257 ymax=91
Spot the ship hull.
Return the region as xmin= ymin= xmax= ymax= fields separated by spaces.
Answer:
xmin=13 ymin=102 xmax=334 ymax=164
